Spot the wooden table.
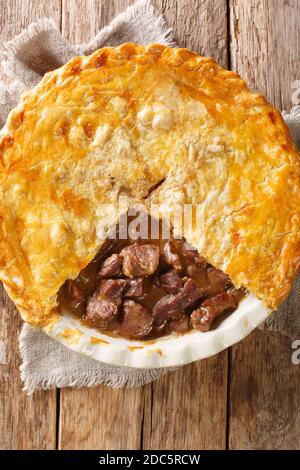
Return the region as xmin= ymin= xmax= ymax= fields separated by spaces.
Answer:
xmin=0 ymin=0 xmax=299 ymax=450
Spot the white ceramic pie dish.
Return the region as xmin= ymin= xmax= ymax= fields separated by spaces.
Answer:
xmin=44 ymin=293 xmax=270 ymax=368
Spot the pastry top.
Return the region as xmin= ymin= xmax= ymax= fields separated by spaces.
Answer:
xmin=0 ymin=43 xmax=299 ymax=325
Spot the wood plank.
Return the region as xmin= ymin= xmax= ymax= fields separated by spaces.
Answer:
xmin=61 ymin=0 xmax=134 ymax=45
xmin=0 ymin=286 xmax=57 ymax=449
xmin=59 ymin=0 xmax=147 ymax=450
xmin=142 ymin=0 xmax=229 ymax=451
xmin=229 ymin=330 xmax=300 ymax=450
xmin=228 ymin=0 xmax=300 ymax=449
xmin=230 ymin=0 xmax=300 ymax=110
xmin=0 ymin=0 xmax=61 ymax=450
xmin=59 ymin=386 xmax=146 ymax=450
xmin=154 ymin=0 xmax=228 ymax=63
xmin=62 ymin=0 xmax=228 ymax=64
xmin=143 ymin=355 xmax=228 ymax=450
xmin=59 ymin=0 xmax=229 ymax=450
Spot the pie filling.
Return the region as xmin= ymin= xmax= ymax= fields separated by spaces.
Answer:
xmin=57 ymin=215 xmax=245 ymax=340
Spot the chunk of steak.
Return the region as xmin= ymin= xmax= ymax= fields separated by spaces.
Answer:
xmin=163 ymin=240 xmax=182 ymax=271
xmin=99 ymin=254 xmax=122 ymax=277
xmin=153 ymin=278 xmax=204 ymax=325
xmin=120 ymin=300 xmax=153 ymax=338
xmin=99 ymin=279 xmax=126 ymax=299
xmin=191 ymin=289 xmax=241 ymax=332
xmin=186 ymin=264 xmax=210 ymax=292
xmin=160 ymin=271 xmax=182 ymax=294
xmin=85 ymin=289 xmax=118 ymax=328
xmin=187 ymin=263 xmax=232 ymax=297
xmin=207 ymin=266 xmax=232 ymax=293
xmin=124 ymin=278 xmax=144 ymax=298
xmin=169 ymin=313 xmax=190 ymax=334
xmin=180 ymin=240 xmax=207 ymax=266
xmin=121 ymin=243 xmax=159 ymax=277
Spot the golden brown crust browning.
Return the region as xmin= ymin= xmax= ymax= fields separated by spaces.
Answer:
xmin=0 ymin=43 xmax=299 ymax=325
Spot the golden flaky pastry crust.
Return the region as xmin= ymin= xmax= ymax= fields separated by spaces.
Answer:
xmin=0 ymin=43 xmax=299 ymax=326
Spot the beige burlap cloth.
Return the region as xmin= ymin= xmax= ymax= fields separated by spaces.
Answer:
xmin=0 ymin=0 xmax=299 ymax=393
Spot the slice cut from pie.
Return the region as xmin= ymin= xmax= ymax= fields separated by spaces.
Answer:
xmin=0 ymin=43 xmax=299 ymax=329
xmin=57 ymin=212 xmax=245 ymax=339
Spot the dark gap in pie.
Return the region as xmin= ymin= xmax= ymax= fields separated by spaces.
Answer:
xmin=57 ymin=213 xmax=245 ymax=340
xmin=108 ymin=174 xmax=133 ymax=196
xmin=109 ymin=175 xmax=116 ymax=187
xmin=117 ymin=184 xmax=132 ymax=197
xmin=143 ymin=178 xmax=166 ymax=199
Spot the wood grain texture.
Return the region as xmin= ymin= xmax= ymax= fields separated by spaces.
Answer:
xmin=0 ymin=284 xmax=57 ymax=450
xmin=62 ymin=0 xmax=228 ymax=65
xmin=142 ymin=356 xmax=228 ymax=450
xmin=230 ymin=0 xmax=300 ymax=110
xmin=229 ymin=330 xmax=300 ymax=450
xmin=154 ymin=0 xmax=228 ymax=64
xmin=59 ymin=0 xmax=229 ymax=450
xmin=0 ymin=0 xmax=60 ymax=450
xmin=59 ymin=385 xmax=146 ymax=450
xmin=61 ymin=0 xmax=134 ymax=44
xmin=228 ymin=0 xmax=300 ymax=450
